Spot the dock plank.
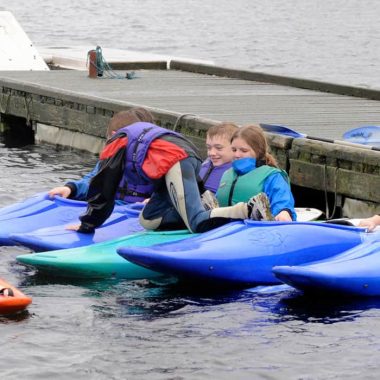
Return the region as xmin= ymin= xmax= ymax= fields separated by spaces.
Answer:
xmin=0 ymin=69 xmax=380 ymax=140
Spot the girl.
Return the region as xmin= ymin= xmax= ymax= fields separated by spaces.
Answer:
xmin=216 ymin=125 xmax=296 ymax=221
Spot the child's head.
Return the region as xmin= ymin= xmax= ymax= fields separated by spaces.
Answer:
xmin=231 ymin=125 xmax=278 ymax=167
xmin=106 ymin=107 xmax=154 ymax=139
xmin=206 ymin=122 xmax=239 ymax=166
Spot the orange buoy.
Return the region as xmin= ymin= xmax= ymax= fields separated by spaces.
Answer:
xmin=0 ymin=278 xmax=32 ymax=315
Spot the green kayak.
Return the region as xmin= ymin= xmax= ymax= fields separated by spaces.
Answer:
xmin=16 ymin=230 xmax=192 ymax=279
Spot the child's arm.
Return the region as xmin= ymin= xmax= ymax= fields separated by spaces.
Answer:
xmin=264 ymin=173 xmax=296 ymax=221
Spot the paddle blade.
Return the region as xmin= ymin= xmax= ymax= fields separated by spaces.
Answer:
xmin=260 ymin=123 xmax=306 ymax=138
xmin=343 ymin=126 xmax=380 ymax=147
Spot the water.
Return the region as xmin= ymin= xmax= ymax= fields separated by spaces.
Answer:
xmin=2 ymin=0 xmax=380 ymax=89
xmin=2 ymin=142 xmax=380 ymax=379
xmin=2 ymin=2 xmax=380 ymax=378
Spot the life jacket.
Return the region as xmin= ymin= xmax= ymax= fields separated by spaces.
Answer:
xmin=199 ymin=160 xmax=232 ymax=194
xmin=216 ymin=165 xmax=288 ymax=206
xmin=115 ymin=122 xmax=185 ymax=202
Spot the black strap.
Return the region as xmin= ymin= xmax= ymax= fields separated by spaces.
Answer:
xmin=117 ymin=186 xmax=151 ymax=199
xmin=0 ymin=287 xmax=14 ymax=297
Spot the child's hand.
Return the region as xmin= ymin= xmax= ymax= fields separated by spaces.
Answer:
xmin=274 ymin=210 xmax=292 ymax=222
xmin=65 ymin=223 xmax=81 ymax=231
xmin=48 ymin=186 xmax=71 ymax=198
xmin=358 ymin=215 xmax=380 ymax=232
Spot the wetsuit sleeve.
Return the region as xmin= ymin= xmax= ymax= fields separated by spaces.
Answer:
xmin=65 ymin=161 xmax=101 ymax=200
xmin=264 ymin=173 xmax=297 ymax=220
xmin=78 ymin=146 xmax=126 ymax=233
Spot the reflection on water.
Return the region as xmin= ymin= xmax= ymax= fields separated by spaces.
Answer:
xmin=2 ymin=138 xmax=380 ymax=378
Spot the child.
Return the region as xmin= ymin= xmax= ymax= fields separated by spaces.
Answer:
xmin=48 ymin=107 xmax=154 ymax=203
xmin=199 ymin=122 xmax=239 ymax=193
xmin=215 ymin=125 xmax=296 ymax=221
xmin=69 ymin=122 xmax=293 ymax=234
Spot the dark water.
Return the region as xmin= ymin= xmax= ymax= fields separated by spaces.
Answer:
xmin=2 ymin=140 xmax=380 ymax=379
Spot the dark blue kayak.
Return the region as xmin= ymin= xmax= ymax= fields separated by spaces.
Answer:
xmin=273 ymin=237 xmax=380 ymax=296
xmin=118 ymin=220 xmax=367 ymax=288
xmin=0 ymin=193 xmax=142 ymax=246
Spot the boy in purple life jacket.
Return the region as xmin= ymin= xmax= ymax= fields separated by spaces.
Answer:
xmin=199 ymin=122 xmax=239 ymax=193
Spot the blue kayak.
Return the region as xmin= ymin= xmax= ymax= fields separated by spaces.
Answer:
xmin=272 ymin=238 xmax=380 ymax=296
xmin=118 ymin=220 xmax=368 ymax=288
xmin=16 ymin=230 xmax=192 ymax=279
xmin=11 ymin=216 xmax=144 ymax=251
xmin=0 ymin=193 xmax=142 ymax=246
xmin=342 ymin=125 xmax=380 ymax=147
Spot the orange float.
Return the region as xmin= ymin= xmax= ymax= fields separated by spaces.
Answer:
xmin=0 ymin=278 xmax=32 ymax=315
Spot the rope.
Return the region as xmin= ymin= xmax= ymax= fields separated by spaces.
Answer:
xmin=324 ymin=165 xmax=339 ymax=219
xmin=24 ymin=94 xmax=34 ymax=127
xmin=172 ymin=113 xmax=196 ymax=132
xmin=87 ymin=46 xmax=136 ymax=80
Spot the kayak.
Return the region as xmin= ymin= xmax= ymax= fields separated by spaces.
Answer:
xmin=272 ymin=238 xmax=380 ymax=297
xmin=0 ymin=192 xmax=142 ymax=246
xmin=0 ymin=192 xmax=47 ymax=219
xmin=295 ymin=207 xmax=322 ymax=222
xmin=117 ymin=220 xmax=368 ymax=288
xmin=0 ymin=278 xmax=32 ymax=315
xmin=342 ymin=125 xmax=380 ymax=147
xmin=11 ymin=216 xmax=145 ymax=252
xmin=10 ymin=207 xmax=322 ymax=251
xmin=16 ymin=229 xmax=192 ymax=279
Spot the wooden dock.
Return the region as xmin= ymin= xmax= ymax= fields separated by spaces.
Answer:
xmin=1 ymin=61 xmax=380 ymax=217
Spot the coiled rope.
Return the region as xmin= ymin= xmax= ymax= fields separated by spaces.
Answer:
xmin=87 ymin=46 xmax=135 ymax=79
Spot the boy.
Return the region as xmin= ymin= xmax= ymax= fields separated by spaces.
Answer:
xmin=199 ymin=122 xmax=239 ymax=193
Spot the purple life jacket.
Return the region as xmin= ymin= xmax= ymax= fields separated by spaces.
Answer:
xmin=199 ymin=159 xmax=232 ymax=194
xmin=115 ymin=122 xmax=183 ymax=203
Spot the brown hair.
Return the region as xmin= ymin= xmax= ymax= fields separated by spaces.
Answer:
xmin=106 ymin=107 xmax=155 ymax=138
xmin=206 ymin=122 xmax=239 ymax=140
xmin=231 ymin=124 xmax=278 ymax=167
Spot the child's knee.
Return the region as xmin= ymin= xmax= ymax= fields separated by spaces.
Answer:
xmin=139 ymin=213 xmax=162 ymax=230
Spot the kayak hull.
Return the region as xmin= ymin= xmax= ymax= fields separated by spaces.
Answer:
xmin=16 ymin=230 xmax=192 ymax=279
xmin=11 ymin=215 xmax=144 ymax=251
xmin=273 ymin=239 xmax=380 ymax=296
xmin=0 ymin=193 xmax=141 ymax=246
xmin=0 ymin=278 xmax=32 ymax=315
xmin=118 ymin=221 xmax=367 ymax=288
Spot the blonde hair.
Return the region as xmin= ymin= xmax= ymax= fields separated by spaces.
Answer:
xmin=231 ymin=125 xmax=278 ymax=167
xmin=106 ymin=107 xmax=154 ymax=138
xmin=207 ymin=122 xmax=239 ymax=140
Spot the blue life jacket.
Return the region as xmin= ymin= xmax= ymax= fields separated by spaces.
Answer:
xmin=115 ymin=122 xmax=184 ymax=202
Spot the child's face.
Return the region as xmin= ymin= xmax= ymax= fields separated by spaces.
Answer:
xmin=206 ymin=135 xmax=234 ymax=166
xmin=231 ymin=137 xmax=257 ymax=159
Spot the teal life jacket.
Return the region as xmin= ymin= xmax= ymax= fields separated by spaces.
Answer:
xmin=216 ymin=165 xmax=288 ymax=206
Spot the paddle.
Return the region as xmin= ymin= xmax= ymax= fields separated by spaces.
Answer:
xmin=259 ymin=123 xmax=306 ymax=138
xmin=342 ymin=126 xmax=380 ymax=148
xmin=260 ymin=123 xmax=380 ymax=151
